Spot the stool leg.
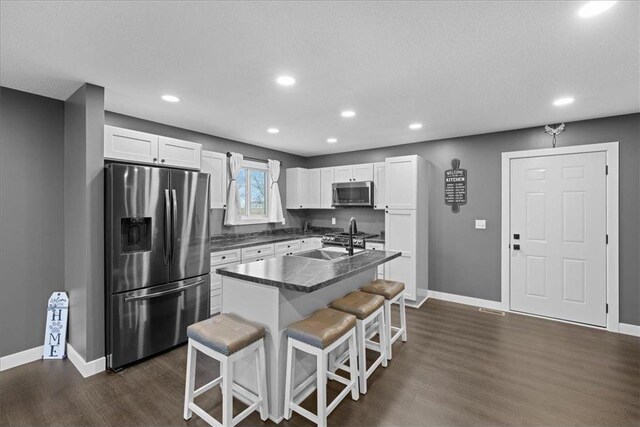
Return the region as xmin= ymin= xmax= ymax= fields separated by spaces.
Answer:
xmin=378 ymin=310 xmax=388 ymax=368
xmin=400 ymin=296 xmax=408 ymax=342
xmin=316 ymin=351 xmax=328 ymax=427
xmin=222 ymin=358 xmax=234 ymax=427
xmin=348 ymin=331 xmax=360 ymax=401
xmin=183 ymin=340 xmax=197 ymax=420
xmin=255 ymin=342 xmax=269 ymax=421
xmin=283 ymin=340 xmax=294 ymax=420
xmin=355 ymin=320 xmax=367 ymax=395
xmin=384 ymin=300 xmax=393 ymax=360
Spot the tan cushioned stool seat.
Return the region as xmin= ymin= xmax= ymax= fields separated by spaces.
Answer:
xmin=287 ymin=308 xmax=356 ymax=349
xmin=330 ymin=291 xmax=385 ymax=320
xmin=360 ymin=279 xmax=405 ymax=300
xmin=187 ymin=313 xmax=265 ymax=356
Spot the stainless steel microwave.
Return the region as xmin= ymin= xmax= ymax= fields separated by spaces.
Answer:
xmin=332 ymin=181 xmax=374 ymax=207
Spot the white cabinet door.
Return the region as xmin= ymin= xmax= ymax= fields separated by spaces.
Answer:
xmin=104 ymin=125 xmax=159 ymax=164
xmin=286 ymin=168 xmax=308 ymax=209
xmin=201 ymin=151 xmax=227 ymax=209
xmin=385 ymin=209 xmax=417 ymax=300
xmin=353 ymin=163 xmax=374 ymax=181
xmin=210 ymin=260 xmax=240 ymax=316
xmin=307 ymin=169 xmax=321 ymax=209
xmin=320 ymin=168 xmax=335 ymax=209
xmin=385 ymin=155 xmax=417 ymax=209
xmin=158 ymin=136 xmax=202 ymax=170
xmin=373 ymin=162 xmax=385 ymax=210
xmin=365 ymin=242 xmax=385 ymax=277
xmin=333 ymin=165 xmax=353 ymax=183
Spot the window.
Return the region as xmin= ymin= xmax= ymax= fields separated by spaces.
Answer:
xmin=236 ymin=160 xmax=270 ymax=223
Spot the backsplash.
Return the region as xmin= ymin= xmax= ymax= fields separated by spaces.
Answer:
xmin=304 ymin=208 xmax=385 ymax=235
xmin=209 ymin=208 xmax=307 ymax=236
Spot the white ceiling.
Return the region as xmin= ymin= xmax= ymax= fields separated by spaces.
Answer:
xmin=1 ymin=1 xmax=638 ymax=156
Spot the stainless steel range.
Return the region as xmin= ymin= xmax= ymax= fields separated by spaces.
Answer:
xmin=321 ymin=231 xmax=378 ymax=249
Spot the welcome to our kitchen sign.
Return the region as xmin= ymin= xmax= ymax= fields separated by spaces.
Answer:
xmin=444 ymin=159 xmax=467 ymax=213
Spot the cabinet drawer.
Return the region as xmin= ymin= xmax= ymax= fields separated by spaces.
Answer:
xmin=211 ymin=249 xmax=241 ymax=266
xmin=210 ymin=295 xmax=222 ymax=316
xmin=275 ymin=240 xmax=301 ymax=254
xmin=242 ymin=254 xmax=274 ymax=264
xmin=365 ymin=242 xmax=384 ymax=251
xmin=241 ymin=244 xmax=275 ymax=260
xmin=211 ymin=281 xmax=222 ymax=292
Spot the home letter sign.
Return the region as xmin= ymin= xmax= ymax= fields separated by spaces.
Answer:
xmin=43 ymin=292 xmax=69 ymax=359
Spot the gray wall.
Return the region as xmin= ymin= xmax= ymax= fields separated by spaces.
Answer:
xmin=64 ymin=84 xmax=105 ymax=362
xmin=105 ymin=112 xmax=309 ymax=236
xmin=0 ymin=88 xmax=66 ymax=357
xmin=306 ymin=113 xmax=640 ymax=326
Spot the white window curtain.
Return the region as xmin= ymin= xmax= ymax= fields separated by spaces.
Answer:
xmin=224 ymin=153 xmax=243 ymax=225
xmin=267 ymin=159 xmax=285 ymax=224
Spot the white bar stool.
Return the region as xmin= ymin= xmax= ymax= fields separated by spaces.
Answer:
xmin=284 ymin=308 xmax=359 ymax=427
xmin=360 ymin=279 xmax=407 ymax=360
xmin=183 ymin=313 xmax=268 ymax=427
xmin=330 ymin=291 xmax=387 ymax=394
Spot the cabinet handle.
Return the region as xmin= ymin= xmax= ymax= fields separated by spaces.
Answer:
xmin=161 ymin=159 xmax=165 ymax=163
xmin=258 ymin=250 xmax=261 ymax=253
xmin=153 ymin=157 xmax=158 ymax=162
xmin=221 ymin=256 xmax=226 ymax=260
xmin=385 ymin=205 xmax=388 ymax=208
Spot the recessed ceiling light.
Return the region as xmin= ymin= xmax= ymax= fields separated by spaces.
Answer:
xmin=276 ymin=75 xmax=296 ymax=86
xmin=578 ymin=1 xmax=617 ymax=18
xmin=553 ymin=97 xmax=575 ymax=106
xmin=341 ymin=110 xmax=356 ymax=118
xmin=409 ymin=123 xmax=423 ymax=130
xmin=267 ymin=128 xmax=280 ymax=134
xmin=327 ymin=138 xmax=338 ymax=144
xmin=161 ymin=94 xmax=180 ymax=103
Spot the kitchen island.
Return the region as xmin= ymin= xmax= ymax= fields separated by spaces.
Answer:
xmin=216 ymin=249 xmax=401 ymax=422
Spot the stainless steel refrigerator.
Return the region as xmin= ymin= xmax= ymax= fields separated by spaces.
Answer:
xmin=105 ymin=163 xmax=210 ymax=370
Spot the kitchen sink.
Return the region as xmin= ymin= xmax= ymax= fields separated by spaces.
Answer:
xmin=292 ymin=248 xmax=350 ymax=261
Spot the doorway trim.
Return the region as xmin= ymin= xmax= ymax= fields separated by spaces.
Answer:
xmin=500 ymin=142 xmax=619 ymax=332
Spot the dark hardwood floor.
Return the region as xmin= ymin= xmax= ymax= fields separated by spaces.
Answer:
xmin=1 ymin=299 xmax=638 ymax=427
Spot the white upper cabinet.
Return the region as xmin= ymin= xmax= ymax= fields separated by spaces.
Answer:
xmin=104 ymin=125 xmax=159 ymax=164
xmin=373 ymin=162 xmax=385 ymax=210
xmin=333 ymin=163 xmax=374 ymax=182
xmin=201 ymin=151 xmax=228 ymax=209
xmin=158 ymin=136 xmax=201 ymax=170
xmin=104 ymin=125 xmax=202 ymax=170
xmin=333 ymin=165 xmax=353 ymax=183
xmin=352 ymin=163 xmax=374 ymax=181
xmin=320 ymin=168 xmax=335 ymax=209
xmin=286 ymin=168 xmax=308 ymax=209
xmin=385 ymin=155 xmax=417 ymax=209
xmin=306 ymin=168 xmax=321 ymax=209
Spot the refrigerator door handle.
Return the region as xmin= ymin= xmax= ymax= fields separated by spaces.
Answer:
xmin=123 ymin=279 xmax=205 ymax=302
xmin=171 ymin=189 xmax=178 ymax=264
xmin=163 ymin=189 xmax=172 ymax=265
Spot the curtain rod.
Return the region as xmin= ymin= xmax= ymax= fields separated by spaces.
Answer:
xmin=226 ymin=152 xmax=281 ymax=164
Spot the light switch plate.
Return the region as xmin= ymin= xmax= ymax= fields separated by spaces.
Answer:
xmin=331 ymin=217 xmax=336 ymax=225
xmin=475 ymin=219 xmax=487 ymax=230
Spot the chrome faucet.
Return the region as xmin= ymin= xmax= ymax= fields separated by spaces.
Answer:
xmin=347 ymin=217 xmax=358 ymax=256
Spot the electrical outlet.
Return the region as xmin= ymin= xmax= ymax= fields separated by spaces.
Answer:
xmin=475 ymin=219 xmax=486 ymax=230
xmin=331 ymin=217 xmax=336 ymax=225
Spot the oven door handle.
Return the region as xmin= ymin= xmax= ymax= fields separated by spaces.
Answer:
xmin=124 ymin=280 xmax=205 ymax=303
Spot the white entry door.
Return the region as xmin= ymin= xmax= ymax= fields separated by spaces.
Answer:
xmin=510 ymin=152 xmax=607 ymax=326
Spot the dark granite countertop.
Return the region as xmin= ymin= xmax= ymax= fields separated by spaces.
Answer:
xmin=210 ymin=232 xmax=326 ymax=252
xmin=216 ymin=249 xmax=400 ymax=292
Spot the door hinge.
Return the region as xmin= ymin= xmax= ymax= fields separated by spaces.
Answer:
xmin=606 ymin=234 xmax=609 ymax=244
xmin=606 ymin=165 xmax=609 ymax=175
xmin=606 ymin=303 xmax=609 ymax=314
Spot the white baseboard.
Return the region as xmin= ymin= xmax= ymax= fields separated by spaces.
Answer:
xmin=0 ymin=345 xmax=43 ymax=372
xmin=619 ymin=323 xmax=640 ymax=337
xmin=67 ymin=343 xmax=106 ymax=378
xmin=428 ymin=290 xmax=504 ymax=311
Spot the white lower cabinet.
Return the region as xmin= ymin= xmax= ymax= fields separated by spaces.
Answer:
xmin=210 ymin=248 xmax=242 ymax=316
xmin=385 ymin=209 xmax=417 ymax=300
xmin=365 ymin=242 xmax=385 ymax=279
xmin=275 ymin=239 xmax=302 ymax=256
